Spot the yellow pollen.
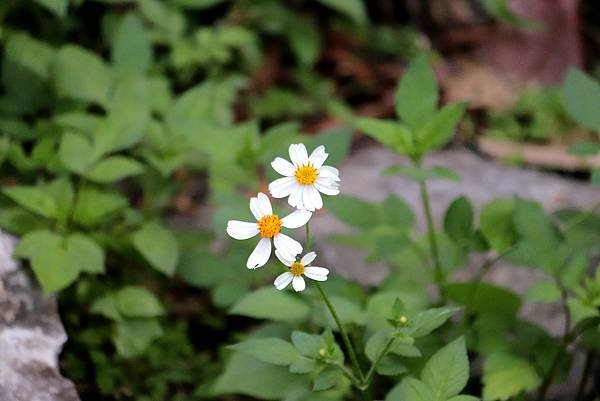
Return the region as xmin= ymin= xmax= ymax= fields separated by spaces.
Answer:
xmin=257 ymin=214 xmax=282 ymax=238
xmin=290 ymin=261 xmax=305 ymax=276
xmin=294 ymin=164 xmax=319 ymax=185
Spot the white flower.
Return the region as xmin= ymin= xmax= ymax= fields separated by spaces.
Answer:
xmin=226 ymin=192 xmax=312 ymax=269
xmin=273 ymin=251 xmax=330 ymax=292
xmin=269 ymin=143 xmax=340 ymax=211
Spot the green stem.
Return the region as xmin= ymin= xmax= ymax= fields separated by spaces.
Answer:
xmin=315 ymin=282 xmax=365 ymax=383
xmin=537 ymin=279 xmax=571 ymax=401
xmin=575 ymin=349 xmax=596 ymax=401
xmin=332 ymin=362 xmax=363 ymax=388
xmin=418 ymin=178 xmax=445 ymax=298
xmin=304 ymin=222 xmax=366 ymax=385
xmin=363 ymin=336 xmax=396 ymax=387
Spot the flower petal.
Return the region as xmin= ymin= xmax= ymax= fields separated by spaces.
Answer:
xmin=281 ymin=209 xmax=312 ymax=229
xmin=249 ymin=197 xmax=263 ymax=220
xmin=305 ymin=265 xmax=329 ymax=276
xmin=269 ymin=177 xmax=297 ymax=199
xmin=226 ymin=220 xmax=259 ymax=240
xmin=309 ymin=145 xmax=329 ymax=168
xmin=288 ymin=186 xmax=303 ymax=209
xmin=273 ymin=233 xmax=302 ymax=259
xmin=319 ymin=166 xmax=340 ymax=181
xmin=309 ymin=186 xmax=323 ymax=210
xmin=246 ymin=237 xmax=271 ymax=269
xmin=300 ymin=251 xmax=317 ymax=265
xmin=315 ymin=179 xmax=340 ymax=196
xmin=256 ymin=192 xmax=272 ymax=216
xmin=292 ymin=276 xmax=306 ymax=292
xmin=304 ymin=266 xmax=329 ymax=282
xmin=289 ymin=143 xmax=308 ymax=167
xmin=271 ymin=157 xmax=295 ymax=176
xmin=301 ymin=186 xmax=316 ymax=212
xmin=275 ymin=249 xmax=294 ymax=266
xmin=274 ymin=272 xmax=294 ymax=290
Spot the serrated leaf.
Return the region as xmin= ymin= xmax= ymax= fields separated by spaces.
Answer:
xmin=564 ymin=68 xmax=600 ymax=132
xmin=112 ymin=13 xmax=152 ymax=74
xmin=524 ymin=281 xmax=561 ymax=303
xmin=385 ymin=377 xmax=434 ymax=401
xmin=483 ymin=353 xmax=540 ymax=401
xmin=86 ymin=156 xmax=144 ymax=183
xmin=132 ymin=222 xmax=179 ymax=275
xmin=409 ymin=306 xmax=460 ymax=338
xmin=72 ymin=187 xmax=128 ymax=227
xmin=58 ymin=132 xmax=95 ymax=174
xmin=229 ymin=338 xmax=299 ymax=366
xmin=354 ymin=117 xmax=414 ymax=156
xmin=317 ymin=0 xmax=367 ymax=24
xmin=416 ymin=102 xmax=466 ymax=153
xmin=3 ymin=186 xmax=57 ymax=219
xmin=67 ymin=233 xmax=105 ymax=274
xmin=396 ymin=55 xmax=438 ymax=130
xmin=422 ymin=336 xmax=469 ymax=400
xmin=313 ymin=367 xmax=342 ymax=391
xmin=480 ymin=198 xmax=516 ymax=252
xmin=114 ymin=319 xmax=163 ymax=358
xmin=230 ymin=288 xmax=309 ymax=322
xmin=52 ymin=45 xmax=111 ymax=106
xmin=443 ymin=282 xmax=521 ymax=317
xmin=444 ymin=196 xmax=474 ymax=246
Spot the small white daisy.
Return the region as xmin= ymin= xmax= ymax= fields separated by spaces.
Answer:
xmin=226 ymin=192 xmax=312 ymax=269
xmin=273 ymin=251 xmax=330 ymax=292
xmin=269 ymin=143 xmax=341 ymax=211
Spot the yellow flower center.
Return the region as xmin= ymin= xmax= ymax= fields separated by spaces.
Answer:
xmin=290 ymin=261 xmax=305 ymax=276
xmin=257 ymin=214 xmax=282 ymax=238
xmin=294 ymin=164 xmax=319 ymax=185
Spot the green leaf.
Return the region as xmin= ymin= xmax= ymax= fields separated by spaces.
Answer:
xmin=58 ymin=132 xmax=95 ymax=174
xmin=483 ymin=353 xmax=541 ymax=401
xmin=287 ymin=17 xmax=321 ymax=67
xmin=213 ymin=351 xmax=305 ymax=399
xmin=3 ymin=186 xmax=57 ymax=219
xmin=444 ymin=196 xmax=474 ymax=246
xmin=422 ymin=336 xmax=469 ymax=400
xmin=112 ymin=13 xmax=152 ymax=74
xmin=396 ymin=55 xmax=439 ymax=130
xmin=524 ymin=281 xmax=561 ymax=303
xmin=316 ymin=0 xmax=367 ymax=24
xmin=114 ymin=319 xmax=163 ymax=358
xmin=90 ymin=294 xmax=122 ymax=321
xmin=52 ymin=45 xmax=112 ymax=106
xmin=448 ymin=396 xmax=480 ymax=401
xmin=480 ymin=0 xmax=532 ymax=28
xmin=564 ymin=68 xmax=600 ymax=132
xmin=45 ymin=177 xmax=74 ymax=225
xmin=409 ymin=306 xmax=460 ymax=338
xmin=72 ymin=187 xmax=128 ymax=227
xmin=291 ymin=331 xmax=325 ymax=357
xmin=327 ymin=195 xmax=381 ymax=229
xmin=32 ymin=0 xmax=68 ymax=17
xmin=229 ymin=338 xmax=299 ymax=366
xmin=384 ymin=165 xmax=461 ymax=182
xmin=480 ymin=198 xmax=516 ymax=252
xmin=86 ymin=156 xmax=144 ymax=183
xmin=14 ymin=230 xmax=79 ymax=293
xmin=416 ymin=102 xmax=466 ymax=153
xmin=381 ymin=195 xmax=415 ymax=229
xmin=67 ymin=233 xmax=105 ymax=274
xmin=132 ymin=222 xmax=179 ymax=275
xmin=443 ymin=282 xmax=521 ymax=317
xmin=385 ymin=377 xmax=434 ymax=401
xmin=313 ymin=367 xmax=342 ymax=391
xmin=354 ymin=117 xmax=414 ymax=155
xmin=230 ymin=288 xmax=309 ymax=322
xmin=116 ymin=286 xmax=164 ymax=318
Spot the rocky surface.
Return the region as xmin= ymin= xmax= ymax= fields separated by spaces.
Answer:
xmin=0 ymin=231 xmax=80 ymax=401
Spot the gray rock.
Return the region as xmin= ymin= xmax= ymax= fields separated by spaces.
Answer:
xmin=0 ymin=231 xmax=80 ymax=401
